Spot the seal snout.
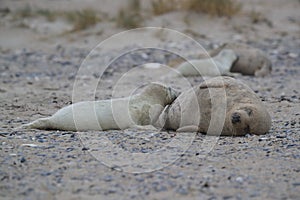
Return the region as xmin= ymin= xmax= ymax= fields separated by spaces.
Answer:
xmin=231 ymin=112 xmax=241 ymax=124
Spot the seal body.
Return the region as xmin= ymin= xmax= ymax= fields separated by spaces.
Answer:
xmin=174 ymin=49 xmax=238 ymax=77
xmin=209 ymin=42 xmax=272 ymax=76
xmin=156 ymin=77 xmax=271 ymax=136
xmin=22 ymin=83 xmax=179 ymax=131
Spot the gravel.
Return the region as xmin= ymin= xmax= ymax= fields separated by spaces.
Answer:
xmin=0 ymin=17 xmax=300 ymax=200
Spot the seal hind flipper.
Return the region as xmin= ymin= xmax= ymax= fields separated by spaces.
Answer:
xmin=20 ymin=117 xmax=52 ymax=130
xmin=176 ymin=125 xmax=199 ymax=132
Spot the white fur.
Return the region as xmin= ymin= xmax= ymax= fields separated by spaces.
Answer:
xmin=21 ymin=83 xmax=179 ymax=131
xmin=174 ymin=49 xmax=238 ymax=77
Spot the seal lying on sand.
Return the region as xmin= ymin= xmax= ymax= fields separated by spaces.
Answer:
xmin=22 ymin=83 xmax=179 ymax=131
xmin=155 ymin=77 xmax=271 ymax=136
xmin=208 ymin=42 xmax=272 ymax=77
xmin=167 ymin=42 xmax=272 ymax=77
xmin=172 ymin=49 xmax=238 ymax=77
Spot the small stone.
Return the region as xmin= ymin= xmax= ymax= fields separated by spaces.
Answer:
xmin=258 ymin=137 xmax=269 ymax=141
xmin=66 ymin=147 xmax=74 ymax=152
xmin=20 ymin=157 xmax=26 ymax=163
xmin=37 ymin=138 xmax=47 ymax=143
xmin=288 ymin=53 xmax=298 ymax=59
xmin=103 ymin=175 xmax=113 ymax=182
xmin=21 ymin=143 xmax=38 ymax=147
xmin=154 ymin=185 xmax=168 ymax=192
xmin=292 ymin=182 xmax=300 ymax=187
xmin=141 ymin=53 xmax=148 ymax=60
xmin=223 ymin=196 xmax=234 ymax=200
xmin=141 ymin=148 xmax=148 ymax=153
xmin=276 ymin=135 xmax=286 ymax=138
xmin=135 ymin=177 xmax=144 ymax=182
xmin=177 ymin=186 xmax=189 ymax=195
xmin=236 ymin=177 xmax=244 ymax=183
xmin=40 ymin=171 xmax=51 ymax=176
xmin=203 ymin=182 xmax=210 ymax=188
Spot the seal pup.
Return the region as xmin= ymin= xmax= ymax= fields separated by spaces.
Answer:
xmin=21 ymin=83 xmax=179 ymax=131
xmin=155 ymin=77 xmax=271 ymax=136
xmin=209 ymin=42 xmax=272 ymax=76
xmin=172 ymin=49 xmax=238 ymax=77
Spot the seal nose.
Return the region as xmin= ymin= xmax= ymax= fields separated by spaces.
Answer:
xmin=231 ymin=112 xmax=241 ymax=124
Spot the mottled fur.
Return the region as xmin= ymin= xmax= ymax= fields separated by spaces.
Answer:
xmin=155 ymin=77 xmax=271 ymax=136
xmin=208 ymin=42 xmax=272 ymax=76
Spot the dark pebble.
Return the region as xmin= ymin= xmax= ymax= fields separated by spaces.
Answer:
xmin=42 ymin=145 xmax=55 ymax=149
xmin=203 ymin=182 xmax=210 ymax=188
xmin=0 ymin=132 xmax=9 ymax=137
xmin=40 ymin=171 xmax=51 ymax=176
xmin=66 ymin=147 xmax=74 ymax=152
xmin=223 ymin=196 xmax=234 ymax=200
xmin=276 ymin=135 xmax=286 ymax=138
xmin=286 ymin=144 xmax=296 ymax=148
xmin=82 ymin=147 xmax=89 ymax=151
xmin=37 ymin=139 xmax=47 ymax=143
xmin=20 ymin=157 xmax=26 ymax=163
xmin=292 ymin=182 xmax=300 ymax=187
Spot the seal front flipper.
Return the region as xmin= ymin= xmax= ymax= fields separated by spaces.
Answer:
xmin=176 ymin=125 xmax=199 ymax=132
xmin=149 ymin=104 xmax=164 ymax=125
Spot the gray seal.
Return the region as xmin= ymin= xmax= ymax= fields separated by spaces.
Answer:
xmin=155 ymin=77 xmax=271 ymax=136
xmin=209 ymin=42 xmax=272 ymax=76
xmin=173 ymin=49 xmax=238 ymax=77
xmin=21 ymin=83 xmax=179 ymax=131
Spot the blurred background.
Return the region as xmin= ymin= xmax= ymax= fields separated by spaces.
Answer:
xmin=0 ymin=0 xmax=299 ymax=51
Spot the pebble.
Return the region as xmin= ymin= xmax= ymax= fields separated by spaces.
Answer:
xmin=82 ymin=147 xmax=89 ymax=151
xmin=40 ymin=171 xmax=52 ymax=176
xmin=258 ymin=137 xmax=269 ymax=141
xmin=292 ymin=182 xmax=300 ymax=187
xmin=236 ymin=177 xmax=244 ymax=183
xmin=66 ymin=147 xmax=74 ymax=152
xmin=20 ymin=157 xmax=26 ymax=163
xmin=276 ymin=135 xmax=287 ymax=138
xmin=21 ymin=144 xmax=39 ymax=147
xmin=103 ymin=175 xmax=113 ymax=182
xmin=154 ymin=185 xmax=167 ymax=192
xmin=0 ymin=28 xmax=299 ymax=200
xmin=288 ymin=53 xmax=298 ymax=59
xmin=176 ymin=186 xmax=189 ymax=195
xmin=37 ymin=138 xmax=47 ymax=143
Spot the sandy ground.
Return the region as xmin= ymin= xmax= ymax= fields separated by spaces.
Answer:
xmin=0 ymin=0 xmax=300 ymax=199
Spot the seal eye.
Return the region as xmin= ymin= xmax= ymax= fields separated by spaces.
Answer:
xmin=231 ymin=112 xmax=241 ymax=124
xmin=243 ymin=108 xmax=253 ymax=116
